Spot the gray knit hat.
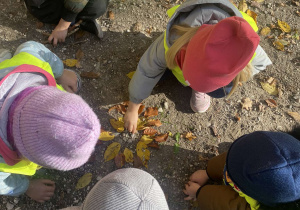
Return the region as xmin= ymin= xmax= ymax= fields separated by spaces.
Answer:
xmin=80 ymin=168 xmax=169 ymax=210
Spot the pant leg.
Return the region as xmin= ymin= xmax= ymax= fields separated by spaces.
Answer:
xmin=77 ymin=0 xmax=109 ymax=21
xmin=24 ymin=0 xmax=64 ymax=24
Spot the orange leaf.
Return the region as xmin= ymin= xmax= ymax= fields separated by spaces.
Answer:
xmin=265 ymin=99 xmax=277 ymax=108
xmin=148 ymin=142 xmax=160 ymax=149
xmin=114 ymin=153 xmax=125 ymax=168
xmin=80 ymin=71 xmax=100 ymax=79
xmin=143 ymin=127 xmax=158 ymax=136
xmin=144 ymin=107 xmax=158 ymax=118
xmin=108 ymin=104 xmax=127 ymax=114
xmin=183 ymin=132 xmax=197 ymax=141
xmin=154 ymin=133 xmax=168 ymax=142
xmin=108 ymin=11 xmax=115 ymax=20
xmin=138 ymin=104 xmax=145 ymax=115
xmin=121 ymin=101 xmax=130 ymax=106
xmin=145 ymin=119 xmax=162 ymax=127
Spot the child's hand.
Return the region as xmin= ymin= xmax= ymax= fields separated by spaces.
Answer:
xmin=183 ymin=181 xmax=200 ymax=200
xmin=48 ymin=19 xmax=71 ymax=46
xmin=26 ymin=179 xmax=55 ymax=203
xmin=190 ymin=170 xmax=209 ymax=186
xmin=56 ymin=69 xmax=78 ymax=93
xmin=124 ymin=101 xmax=140 ymax=133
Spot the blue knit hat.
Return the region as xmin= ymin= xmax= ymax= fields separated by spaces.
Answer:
xmin=226 ymin=131 xmax=300 ymax=206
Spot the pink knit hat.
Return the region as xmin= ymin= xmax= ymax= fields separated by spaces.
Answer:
xmin=9 ymin=86 xmax=100 ymax=171
xmin=183 ymin=16 xmax=260 ymax=93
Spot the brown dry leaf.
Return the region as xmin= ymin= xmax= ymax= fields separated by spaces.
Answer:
xmin=75 ymin=173 xmax=92 ymax=189
xmin=99 ymin=131 xmax=115 ymax=141
xmin=287 ymin=112 xmax=300 ymax=123
xmin=154 ymin=133 xmax=168 ymax=142
xmin=75 ymin=49 xmax=84 ymax=61
xmin=108 ymin=104 xmax=127 ymax=114
xmin=140 ymin=135 xmax=154 ymax=144
xmin=143 ymin=127 xmax=158 ymax=136
xmin=145 ymin=119 xmax=162 ymax=127
xmin=199 ymin=155 xmax=209 ymax=161
xmin=278 ymin=20 xmax=291 ymax=33
xmin=265 ymin=99 xmax=277 ymax=108
xmin=148 ymin=141 xmax=160 ymax=149
xmin=104 ymin=142 xmax=121 ymax=161
xmin=183 ymin=132 xmax=197 ymax=141
xmin=114 ymin=153 xmax=125 ymax=168
xmin=36 ymin=21 xmax=44 ymax=29
xmin=124 ymin=148 xmax=133 ymax=163
xmin=108 ymin=11 xmax=115 ymax=20
xmin=238 ymin=0 xmax=248 ymax=12
xmin=144 ymin=107 xmax=158 ymax=118
xmin=110 ymin=118 xmax=124 ymax=132
xmin=136 ymin=141 xmax=150 ymax=167
xmin=260 ymin=27 xmax=271 ymax=36
xmin=138 ymin=104 xmax=145 ymax=115
xmin=126 ymin=71 xmax=135 ymax=79
xmin=273 ymin=40 xmax=285 ymax=51
xmin=241 ymin=98 xmax=253 ymax=110
xmin=234 ymin=113 xmax=241 ymax=121
xmin=133 ymin=154 xmax=143 ymax=168
xmin=246 ymin=10 xmax=257 ymax=24
xmin=80 ymin=71 xmax=100 ymax=79
xmin=75 ymin=30 xmax=86 ymax=40
xmin=63 ymin=59 xmax=78 ymax=67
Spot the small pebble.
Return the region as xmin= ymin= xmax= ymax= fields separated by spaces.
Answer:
xmin=163 ymin=101 xmax=169 ymax=109
xmin=158 ymin=107 xmax=163 ymax=113
xmin=6 ymin=203 xmax=14 ymax=210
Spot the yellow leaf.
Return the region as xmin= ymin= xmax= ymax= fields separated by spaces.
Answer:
xmin=63 ymin=59 xmax=78 ymax=67
xmin=183 ymin=132 xmax=197 ymax=141
xmin=126 ymin=71 xmax=136 ymax=79
xmin=110 ymin=118 xmax=124 ymax=132
xmin=260 ymin=27 xmax=271 ymax=36
xmin=136 ymin=141 xmax=150 ymax=167
xmin=99 ymin=131 xmax=115 ymax=141
xmin=273 ymin=40 xmax=285 ymax=51
xmin=140 ymin=135 xmax=154 ymax=144
xmin=75 ymin=173 xmax=92 ymax=189
xmin=246 ymin=10 xmax=257 ymax=24
xmin=137 ymin=118 xmax=146 ymax=131
xmin=238 ymin=0 xmax=248 ymax=12
xmin=104 ymin=142 xmax=121 ymax=161
xmin=278 ymin=20 xmax=291 ymax=33
xmin=124 ymin=148 xmax=133 ymax=163
xmin=260 ymin=81 xmax=279 ymax=95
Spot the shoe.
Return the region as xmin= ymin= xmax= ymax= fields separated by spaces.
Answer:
xmin=80 ymin=19 xmax=104 ymax=39
xmin=190 ymin=89 xmax=211 ymax=113
xmin=0 ymin=49 xmax=12 ymax=63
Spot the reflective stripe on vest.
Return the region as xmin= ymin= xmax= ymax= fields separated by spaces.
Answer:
xmin=164 ymin=5 xmax=258 ymax=86
xmin=0 ymin=52 xmax=64 ymax=91
xmin=0 ymin=160 xmax=41 ymax=176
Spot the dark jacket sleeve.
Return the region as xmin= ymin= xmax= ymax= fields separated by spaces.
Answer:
xmin=206 ymin=152 xmax=227 ymax=182
xmin=197 ymin=185 xmax=251 ymax=210
xmin=62 ymin=0 xmax=89 ymax=22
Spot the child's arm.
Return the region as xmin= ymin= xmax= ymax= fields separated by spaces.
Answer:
xmin=0 ymin=172 xmax=29 ymax=196
xmin=251 ymin=45 xmax=272 ymax=75
xmin=14 ymin=41 xmax=64 ymax=78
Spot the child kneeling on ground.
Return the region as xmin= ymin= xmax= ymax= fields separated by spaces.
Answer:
xmin=0 ymin=41 xmax=100 ymax=202
xmin=184 ymin=129 xmax=300 ymax=209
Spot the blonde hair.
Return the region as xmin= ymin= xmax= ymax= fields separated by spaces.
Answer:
xmin=165 ymin=24 xmax=253 ymax=98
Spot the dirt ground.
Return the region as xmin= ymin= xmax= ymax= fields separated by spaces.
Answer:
xmin=0 ymin=0 xmax=299 ymax=209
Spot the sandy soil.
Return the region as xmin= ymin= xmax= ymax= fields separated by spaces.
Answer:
xmin=0 ymin=0 xmax=299 ymax=209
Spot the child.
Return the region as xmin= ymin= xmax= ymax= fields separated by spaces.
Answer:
xmin=61 ymin=168 xmax=169 ymax=210
xmin=0 ymin=41 xmax=100 ymax=203
xmin=124 ymin=0 xmax=272 ymax=133
xmin=184 ymin=130 xmax=300 ymax=209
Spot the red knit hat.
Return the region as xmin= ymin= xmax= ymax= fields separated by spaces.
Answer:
xmin=183 ymin=16 xmax=260 ymax=93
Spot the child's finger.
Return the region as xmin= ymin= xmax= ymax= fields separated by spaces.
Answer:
xmin=184 ymin=196 xmax=193 ymax=201
xmin=183 ymin=189 xmax=188 ymax=195
xmin=188 ymin=181 xmax=194 ymax=185
xmin=41 ymin=179 xmax=55 ymax=185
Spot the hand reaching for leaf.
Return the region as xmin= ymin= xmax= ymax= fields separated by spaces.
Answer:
xmin=48 ymin=18 xmax=71 ymax=46
xmin=183 ymin=181 xmax=200 ymax=201
xmin=56 ymin=69 xmax=78 ymax=93
xmin=124 ymin=101 xmax=140 ymax=133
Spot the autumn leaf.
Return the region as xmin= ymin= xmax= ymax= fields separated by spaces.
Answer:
xmin=124 ymin=148 xmax=133 ymax=163
xmin=75 ymin=173 xmax=92 ymax=189
xmin=133 ymin=154 xmax=143 ymax=168
xmin=143 ymin=127 xmax=158 ymax=136
xmin=265 ymin=99 xmax=277 ymax=108
xmin=138 ymin=104 xmax=145 ymax=115
xmin=145 ymin=119 xmax=162 ymax=127
xmin=136 ymin=141 xmax=150 ymax=167
xmin=99 ymin=131 xmax=115 ymax=141
xmin=75 ymin=30 xmax=86 ymax=40
xmin=287 ymin=112 xmax=300 ymax=123
xmin=144 ymin=107 xmax=158 ymax=118
xmin=126 ymin=71 xmax=135 ymax=79
xmin=140 ymin=135 xmax=154 ymax=144
xmin=104 ymin=142 xmax=121 ymax=161
xmin=108 ymin=11 xmax=115 ymax=20
xmin=241 ymin=98 xmax=252 ymax=110
xmin=36 ymin=21 xmax=44 ymax=29
xmin=238 ymin=0 xmax=247 ymax=12
xmin=80 ymin=71 xmax=100 ymax=79
xmin=278 ymin=20 xmax=291 ymax=33
xmin=260 ymin=27 xmax=271 ymax=36
xmin=75 ymin=49 xmax=84 ymax=61
xmin=110 ymin=118 xmax=124 ymax=132
xmin=154 ymin=133 xmax=168 ymax=142
xmin=183 ymin=132 xmax=197 ymax=141
xmin=114 ymin=153 xmax=125 ymax=168
xmin=260 ymin=78 xmax=279 ymax=96
xmin=234 ymin=113 xmax=241 ymax=121
xmin=148 ymin=141 xmax=160 ymax=149
xmin=108 ymin=104 xmax=127 ymax=114
xmin=137 ymin=118 xmax=146 ymax=130
xmin=246 ymin=10 xmax=257 ymax=24
xmin=63 ymin=59 xmax=78 ymax=67
xmin=273 ymin=40 xmax=285 ymax=51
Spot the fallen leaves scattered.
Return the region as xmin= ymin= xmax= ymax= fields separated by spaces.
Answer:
xmin=104 ymin=142 xmax=121 ymax=161
xmin=108 ymin=104 xmax=127 ymax=114
xmin=63 ymin=59 xmax=78 ymax=67
xmin=114 ymin=153 xmax=125 ymax=168
xmin=75 ymin=173 xmax=92 ymax=189
xmin=136 ymin=141 xmax=150 ymax=167
xmin=110 ymin=118 xmax=124 ymax=132
xmin=273 ymin=40 xmax=285 ymax=51
xmin=154 ymin=133 xmax=168 ymax=142
xmin=145 ymin=119 xmax=162 ymax=127
xmin=143 ymin=127 xmax=158 ymax=136
xmin=108 ymin=11 xmax=115 ymax=20
xmin=140 ymin=135 xmax=154 ymax=144
xmin=278 ymin=20 xmax=291 ymax=33
xmin=124 ymin=148 xmax=133 ymax=163
xmin=148 ymin=141 xmax=160 ymax=149
xmin=241 ymin=98 xmax=253 ymax=110
xmin=80 ymin=71 xmax=100 ymax=79
xmin=287 ymin=112 xmax=300 ymax=123
xmin=126 ymin=71 xmax=135 ymax=79
xmin=260 ymin=27 xmax=271 ymax=36
xmin=260 ymin=77 xmax=279 ymax=96
xmin=99 ymin=130 xmax=115 ymax=141
xmin=265 ymin=99 xmax=277 ymax=108
xmin=138 ymin=104 xmax=145 ymax=115
xmin=144 ymin=107 xmax=158 ymax=118
xmin=133 ymin=154 xmax=143 ymax=168
xmin=183 ymin=132 xmax=196 ymax=141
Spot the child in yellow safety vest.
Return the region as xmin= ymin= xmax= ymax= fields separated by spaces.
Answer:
xmin=124 ymin=0 xmax=272 ymax=133
xmin=0 ymin=41 xmax=100 ymax=202
xmin=184 ymin=128 xmax=300 ymax=210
